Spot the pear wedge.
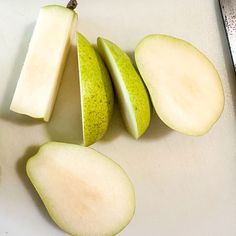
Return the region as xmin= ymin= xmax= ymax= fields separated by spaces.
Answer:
xmin=77 ymin=33 xmax=114 ymax=146
xmin=135 ymin=34 xmax=224 ymax=135
xmin=26 ymin=142 xmax=135 ymax=236
xmin=97 ymin=37 xmax=151 ymax=139
xmin=10 ymin=4 xmax=78 ymax=121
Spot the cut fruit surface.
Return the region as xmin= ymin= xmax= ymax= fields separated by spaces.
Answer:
xmin=97 ymin=37 xmax=151 ymax=139
xmin=10 ymin=5 xmax=78 ymax=121
xmin=77 ymin=33 xmax=114 ymax=146
xmin=26 ymin=142 xmax=135 ymax=236
xmin=135 ymin=34 xmax=224 ymax=135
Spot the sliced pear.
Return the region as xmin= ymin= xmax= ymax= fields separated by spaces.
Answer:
xmin=10 ymin=4 xmax=78 ymax=121
xmin=97 ymin=37 xmax=151 ymax=139
xmin=26 ymin=142 xmax=135 ymax=236
xmin=135 ymin=34 xmax=224 ymax=135
xmin=77 ymin=33 xmax=114 ymax=146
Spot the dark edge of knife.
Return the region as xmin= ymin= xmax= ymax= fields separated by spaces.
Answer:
xmin=219 ymin=0 xmax=236 ymax=74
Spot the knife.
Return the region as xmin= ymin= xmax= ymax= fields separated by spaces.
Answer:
xmin=219 ymin=0 xmax=236 ymax=72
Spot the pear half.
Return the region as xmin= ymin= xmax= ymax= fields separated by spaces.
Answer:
xmin=135 ymin=34 xmax=224 ymax=135
xmin=77 ymin=33 xmax=114 ymax=146
xmin=10 ymin=5 xmax=78 ymax=121
xmin=97 ymin=38 xmax=151 ymax=139
xmin=26 ymin=142 xmax=135 ymax=236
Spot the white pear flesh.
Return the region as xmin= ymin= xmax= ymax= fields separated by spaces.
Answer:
xmin=135 ymin=34 xmax=224 ymax=135
xmin=77 ymin=33 xmax=114 ymax=146
xmin=26 ymin=142 xmax=135 ymax=236
xmin=97 ymin=38 xmax=151 ymax=139
xmin=10 ymin=6 xmax=78 ymax=121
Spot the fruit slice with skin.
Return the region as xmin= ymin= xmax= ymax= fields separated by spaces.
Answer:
xmin=135 ymin=34 xmax=224 ymax=135
xmin=26 ymin=142 xmax=135 ymax=236
xmin=10 ymin=2 xmax=78 ymax=121
xmin=77 ymin=33 xmax=114 ymax=146
xmin=97 ymin=37 xmax=151 ymax=139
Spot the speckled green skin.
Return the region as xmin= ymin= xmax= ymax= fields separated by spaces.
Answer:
xmin=77 ymin=33 xmax=114 ymax=146
xmin=97 ymin=38 xmax=151 ymax=138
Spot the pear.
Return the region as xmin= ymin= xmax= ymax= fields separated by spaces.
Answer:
xmin=97 ymin=37 xmax=151 ymax=139
xmin=77 ymin=33 xmax=114 ymax=146
xmin=26 ymin=142 xmax=135 ymax=236
xmin=10 ymin=2 xmax=78 ymax=121
xmin=135 ymin=34 xmax=224 ymax=135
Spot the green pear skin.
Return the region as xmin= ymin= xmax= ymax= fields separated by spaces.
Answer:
xmin=26 ymin=142 xmax=135 ymax=236
xmin=135 ymin=34 xmax=224 ymax=135
xmin=97 ymin=37 xmax=151 ymax=139
xmin=77 ymin=33 xmax=114 ymax=146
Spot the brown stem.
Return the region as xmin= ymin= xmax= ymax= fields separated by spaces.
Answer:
xmin=66 ymin=0 xmax=78 ymax=10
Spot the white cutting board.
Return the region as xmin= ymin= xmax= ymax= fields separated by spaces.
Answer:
xmin=1 ymin=0 xmax=236 ymax=235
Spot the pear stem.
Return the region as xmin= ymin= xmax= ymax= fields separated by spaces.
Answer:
xmin=67 ymin=0 xmax=78 ymax=10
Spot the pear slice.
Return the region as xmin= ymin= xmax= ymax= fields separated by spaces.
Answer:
xmin=10 ymin=4 xmax=78 ymax=121
xmin=26 ymin=142 xmax=135 ymax=236
xmin=97 ymin=38 xmax=151 ymax=139
xmin=77 ymin=33 xmax=114 ymax=146
xmin=135 ymin=34 xmax=224 ymax=135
